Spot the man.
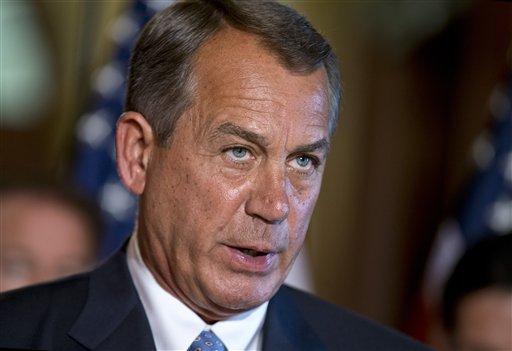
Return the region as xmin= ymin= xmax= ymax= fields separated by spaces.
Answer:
xmin=0 ymin=1 xmax=430 ymax=350
xmin=440 ymin=233 xmax=512 ymax=351
xmin=0 ymin=185 xmax=100 ymax=292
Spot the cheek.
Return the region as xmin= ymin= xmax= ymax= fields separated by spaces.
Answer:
xmin=180 ymin=163 xmax=250 ymax=232
xmin=288 ymin=184 xmax=321 ymax=236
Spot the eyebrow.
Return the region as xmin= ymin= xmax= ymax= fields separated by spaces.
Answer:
xmin=212 ymin=121 xmax=329 ymax=154
xmin=213 ymin=122 xmax=269 ymax=147
xmin=291 ymin=138 xmax=330 ymax=155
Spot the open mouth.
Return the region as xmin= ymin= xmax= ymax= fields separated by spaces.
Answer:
xmin=226 ymin=244 xmax=275 ymax=257
xmin=239 ymin=248 xmax=269 ymax=257
xmin=224 ymin=244 xmax=278 ymax=272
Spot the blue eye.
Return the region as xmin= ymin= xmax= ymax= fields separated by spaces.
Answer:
xmin=224 ymin=147 xmax=251 ymax=163
xmin=295 ymin=155 xmax=311 ymax=168
xmin=231 ymin=147 xmax=247 ymax=159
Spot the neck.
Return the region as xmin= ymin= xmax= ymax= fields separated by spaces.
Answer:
xmin=136 ymin=231 xmax=240 ymax=323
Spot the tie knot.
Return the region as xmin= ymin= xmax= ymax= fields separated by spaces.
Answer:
xmin=187 ymin=330 xmax=227 ymax=351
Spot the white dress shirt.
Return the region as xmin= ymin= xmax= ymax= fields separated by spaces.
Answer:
xmin=126 ymin=234 xmax=268 ymax=351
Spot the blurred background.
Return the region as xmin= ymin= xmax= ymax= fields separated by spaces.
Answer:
xmin=1 ymin=0 xmax=511 ymax=347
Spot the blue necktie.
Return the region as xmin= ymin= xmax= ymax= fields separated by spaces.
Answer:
xmin=187 ymin=330 xmax=227 ymax=351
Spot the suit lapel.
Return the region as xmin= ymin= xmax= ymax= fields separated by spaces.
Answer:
xmin=68 ymin=248 xmax=156 ymax=350
xmin=67 ymin=248 xmax=324 ymax=350
xmin=261 ymin=286 xmax=325 ymax=350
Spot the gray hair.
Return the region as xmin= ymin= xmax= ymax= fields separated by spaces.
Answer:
xmin=125 ymin=0 xmax=342 ymax=146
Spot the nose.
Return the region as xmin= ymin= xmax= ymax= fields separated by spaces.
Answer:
xmin=245 ymin=164 xmax=290 ymax=224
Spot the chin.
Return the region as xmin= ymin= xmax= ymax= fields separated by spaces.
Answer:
xmin=208 ymin=272 xmax=282 ymax=311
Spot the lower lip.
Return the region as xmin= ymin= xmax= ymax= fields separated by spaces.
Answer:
xmin=223 ymin=246 xmax=277 ymax=274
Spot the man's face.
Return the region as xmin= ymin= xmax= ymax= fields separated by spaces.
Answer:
xmin=139 ymin=28 xmax=331 ymax=320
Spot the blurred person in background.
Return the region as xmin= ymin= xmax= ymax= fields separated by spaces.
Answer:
xmin=0 ymin=185 xmax=101 ymax=292
xmin=441 ymin=233 xmax=512 ymax=351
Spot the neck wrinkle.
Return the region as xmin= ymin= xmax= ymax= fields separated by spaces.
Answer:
xmin=136 ymin=230 xmax=234 ymax=323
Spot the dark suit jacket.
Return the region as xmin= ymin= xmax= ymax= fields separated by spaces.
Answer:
xmin=0 ymin=248 xmax=431 ymax=350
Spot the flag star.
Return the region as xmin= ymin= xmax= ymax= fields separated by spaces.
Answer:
xmin=93 ymin=63 xmax=125 ymax=98
xmin=100 ymin=182 xmax=136 ymax=221
xmin=109 ymin=13 xmax=140 ymax=45
xmin=487 ymin=197 xmax=512 ymax=233
xmin=76 ymin=110 xmax=112 ymax=148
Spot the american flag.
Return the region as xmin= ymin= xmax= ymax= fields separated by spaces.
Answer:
xmin=402 ymin=76 xmax=512 ymax=342
xmin=74 ymin=0 xmax=172 ymax=259
xmin=421 ymin=75 xmax=512 ymax=324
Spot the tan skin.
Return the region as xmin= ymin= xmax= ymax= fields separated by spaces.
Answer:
xmin=116 ymin=28 xmax=331 ymax=323
xmin=453 ymin=288 xmax=512 ymax=351
xmin=1 ymin=196 xmax=95 ymax=292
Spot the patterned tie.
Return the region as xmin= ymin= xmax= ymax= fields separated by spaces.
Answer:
xmin=187 ymin=330 xmax=227 ymax=351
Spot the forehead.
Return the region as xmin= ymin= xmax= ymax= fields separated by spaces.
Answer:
xmin=190 ymin=27 xmax=330 ymax=132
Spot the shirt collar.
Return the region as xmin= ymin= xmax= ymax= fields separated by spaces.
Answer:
xmin=126 ymin=233 xmax=268 ymax=350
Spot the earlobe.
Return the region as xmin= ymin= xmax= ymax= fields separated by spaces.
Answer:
xmin=115 ymin=112 xmax=154 ymax=195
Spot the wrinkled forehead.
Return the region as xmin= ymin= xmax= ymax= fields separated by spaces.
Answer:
xmin=189 ymin=27 xmax=331 ymax=128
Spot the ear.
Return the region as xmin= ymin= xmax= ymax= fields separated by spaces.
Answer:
xmin=115 ymin=112 xmax=154 ymax=195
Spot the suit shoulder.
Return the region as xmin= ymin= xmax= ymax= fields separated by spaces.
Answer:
xmin=0 ymin=272 xmax=90 ymax=312
xmin=277 ymin=285 xmax=432 ymax=351
xmin=0 ymin=272 xmax=90 ymax=348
